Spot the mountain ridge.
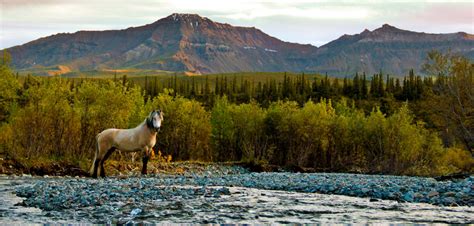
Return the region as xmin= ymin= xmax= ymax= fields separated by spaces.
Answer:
xmin=5 ymin=13 xmax=474 ymax=76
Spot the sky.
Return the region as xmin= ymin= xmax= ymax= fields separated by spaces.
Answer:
xmin=1 ymin=0 xmax=473 ymax=49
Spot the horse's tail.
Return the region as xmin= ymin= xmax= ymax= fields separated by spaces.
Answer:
xmin=89 ymin=134 xmax=100 ymax=176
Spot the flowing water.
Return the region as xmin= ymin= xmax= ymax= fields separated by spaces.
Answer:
xmin=0 ymin=176 xmax=473 ymax=224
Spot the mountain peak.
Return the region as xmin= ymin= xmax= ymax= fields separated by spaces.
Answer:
xmin=165 ymin=13 xmax=208 ymax=22
xmin=357 ymin=24 xmax=402 ymax=37
xmin=374 ymin=23 xmax=403 ymax=33
xmin=361 ymin=29 xmax=370 ymax=35
xmin=382 ymin=23 xmax=396 ymax=29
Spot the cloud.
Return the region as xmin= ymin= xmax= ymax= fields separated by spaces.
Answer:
xmin=1 ymin=0 xmax=473 ymax=49
xmin=2 ymin=0 xmax=61 ymax=8
xmin=412 ymin=3 xmax=473 ymax=24
xmin=219 ymin=7 xmax=372 ymax=20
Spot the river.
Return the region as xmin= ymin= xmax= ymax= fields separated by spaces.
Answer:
xmin=0 ymin=175 xmax=473 ymax=224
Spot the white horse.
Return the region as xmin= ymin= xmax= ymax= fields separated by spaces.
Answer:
xmin=90 ymin=110 xmax=163 ymax=178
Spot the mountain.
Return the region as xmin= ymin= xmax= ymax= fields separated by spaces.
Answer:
xmin=311 ymin=24 xmax=474 ymax=75
xmin=5 ymin=14 xmax=474 ymax=76
xmin=6 ymin=13 xmax=317 ymax=75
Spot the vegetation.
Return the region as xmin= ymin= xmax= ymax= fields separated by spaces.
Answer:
xmin=0 ymin=51 xmax=472 ymax=176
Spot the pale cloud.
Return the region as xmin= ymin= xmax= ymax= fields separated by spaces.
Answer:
xmin=220 ymin=6 xmax=372 ymax=20
xmin=0 ymin=0 xmax=473 ymax=48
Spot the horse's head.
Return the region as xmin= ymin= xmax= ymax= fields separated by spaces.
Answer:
xmin=147 ymin=109 xmax=163 ymax=132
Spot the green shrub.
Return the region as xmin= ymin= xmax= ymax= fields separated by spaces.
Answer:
xmin=0 ymin=57 xmax=19 ymax=123
xmin=151 ymin=90 xmax=211 ymax=161
xmin=210 ymin=96 xmax=236 ymax=161
xmin=74 ymin=80 xmax=144 ymax=158
xmin=437 ymin=148 xmax=474 ymax=175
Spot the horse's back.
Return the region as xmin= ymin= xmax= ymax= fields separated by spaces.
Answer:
xmin=97 ymin=128 xmax=119 ymax=139
xmin=96 ymin=128 xmax=120 ymax=146
xmin=98 ymin=128 xmax=143 ymax=152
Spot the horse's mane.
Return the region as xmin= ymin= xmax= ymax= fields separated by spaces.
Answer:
xmin=145 ymin=116 xmax=154 ymax=129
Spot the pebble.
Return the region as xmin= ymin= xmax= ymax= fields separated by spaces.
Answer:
xmin=403 ymin=191 xmax=415 ymax=202
xmin=444 ymin=191 xmax=456 ymax=197
xmin=130 ymin=208 xmax=142 ymax=216
xmin=427 ymin=190 xmax=439 ymax=198
xmin=14 ymin=172 xmax=474 ymax=213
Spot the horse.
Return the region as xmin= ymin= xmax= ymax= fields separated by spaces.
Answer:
xmin=89 ymin=110 xmax=163 ymax=178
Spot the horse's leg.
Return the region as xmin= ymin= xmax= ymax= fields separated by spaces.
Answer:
xmin=91 ymin=142 xmax=102 ymax=178
xmin=141 ymin=148 xmax=150 ymax=175
xmin=100 ymin=147 xmax=115 ymax=177
xmin=92 ymin=158 xmax=100 ymax=178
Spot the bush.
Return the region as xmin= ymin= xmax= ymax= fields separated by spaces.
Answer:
xmin=211 ymin=97 xmax=269 ymax=163
xmin=232 ymin=101 xmax=268 ymax=163
xmin=437 ymin=148 xmax=474 ymax=175
xmin=329 ymin=100 xmax=368 ymax=171
xmin=151 ymin=90 xmax=211 ymax=161
xmin=7 ymin=78 xmax=79 ymax=160
xmin=0 ymin=55 xmax=19 ymax=123
xmin=74 ymin=80 xmax=144 ymax=158
xmin=211 ymin=96 xmax=236 ymax=161
xmin=264 ymin=101 xmax=299 ymax=165
xmin=3 ymin=78 xmax=144 ymax=164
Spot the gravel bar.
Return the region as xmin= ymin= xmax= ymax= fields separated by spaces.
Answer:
xmin=15 ymin=172 xmax=473 ymax=212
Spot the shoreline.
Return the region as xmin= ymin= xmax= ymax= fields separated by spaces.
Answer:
xmin=3 ymin=177 xmax=473 ymax=224
xmin=3 ymin=156 xmax=469 ymax=179
xmin=5 ymin=168 xmax=473 ymax=208
xmin=2 ymin=156 xmax=472 ymax=207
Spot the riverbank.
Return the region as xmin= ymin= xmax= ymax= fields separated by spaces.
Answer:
xmin=2 ymin=154 xmax=473 ymax=207
xmin=11 ymin=170 xmax=474 ymax=209
xmin=0 ymin=156 xmax=251 ymax=176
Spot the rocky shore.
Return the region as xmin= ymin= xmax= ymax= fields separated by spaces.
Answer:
xmin=15 ymin=170 xmax=473 ymax=212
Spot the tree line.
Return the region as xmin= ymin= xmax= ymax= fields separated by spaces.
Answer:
xmin=135 ymin=68 xmax=431 ymax=107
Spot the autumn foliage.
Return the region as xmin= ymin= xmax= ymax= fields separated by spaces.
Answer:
xmin=0 ymin=51 xmax=472 ymax=176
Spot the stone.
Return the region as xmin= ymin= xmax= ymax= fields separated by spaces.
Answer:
xmin=444 ymin=191 xmax=456 ymax=197
xmin=455 ymin=192 xmax=465 ymax=198
xmin=403 ymin=191 xmax=415 ymax=202
xmin=443 ymin=197 xmax=457 ymax=205
xmin=414 ymin=192 xmax=423 ymax=199
xmin=427 ymin=190 xmax=439 ymax=198
xmin=130 ymin=208 xmax=142 ymax=216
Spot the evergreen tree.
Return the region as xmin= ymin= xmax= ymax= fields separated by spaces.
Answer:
xmin=361 ymin=72 xmax=368 ymax=99
xmin=353 ymin=73 xmax=360 ymax=99
xmin=378 ymin=72 xmax=385 ymax=97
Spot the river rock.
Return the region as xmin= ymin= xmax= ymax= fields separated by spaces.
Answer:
xmin=414 ymin=192 xmax=423 ymax=199
xmin=403 ymin=191 xmax=415 ymax=202
xmin=13 ymin=171 xmax=474 ymax=213
xmin=130 ymin=208 xmax=142 ymax=216
xmin=444 ymin=191 xmax=456 ymax=197
xmin=361 ymin=188 xmax=370 ymax=194
xmin=443 ymin=197 xmax=457 ymax=206
xmin=427 ymin=190 xmax=439 ymax=198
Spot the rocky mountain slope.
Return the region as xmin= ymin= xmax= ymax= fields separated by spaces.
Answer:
xmin=311 ymin=24 xmax=474 ymax=75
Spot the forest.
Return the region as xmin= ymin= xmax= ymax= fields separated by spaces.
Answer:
xmin=0 ymin=51 xmax=472 ymax=176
